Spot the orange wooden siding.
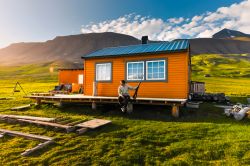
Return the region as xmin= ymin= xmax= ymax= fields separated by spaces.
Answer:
xmin=59 ymin=70 xmax=84 ymax=92
xmin=83 ymin=52 xmax=190 ymax=99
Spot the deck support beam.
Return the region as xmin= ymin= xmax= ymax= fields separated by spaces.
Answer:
xmin=127 ymin=103 xmax=133 ymax=113
xmin=171 ymin=104 xmax=180 ymax=118
xmin=36 ymin=98 xmax=41 ymax=105
xmin=92 ymin=102 xmax=97 ymax=110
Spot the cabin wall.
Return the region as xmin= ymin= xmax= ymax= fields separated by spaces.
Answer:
xmin=84 ymin=52 xmax=189 ymax=99
xmin=58 ymin=70 xmax=84 ymax=92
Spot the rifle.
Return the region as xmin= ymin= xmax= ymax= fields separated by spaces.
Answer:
xmin=132 ymin=74 xmax=143 ymax=100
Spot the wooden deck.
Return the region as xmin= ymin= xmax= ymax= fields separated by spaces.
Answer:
xmin=26 ymin=94 xmax=187 ymax=117
xmin=25 ymin=94 xmax=187 ymax=106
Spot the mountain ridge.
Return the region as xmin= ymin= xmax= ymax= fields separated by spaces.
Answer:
xmin=212 ymin=28 xmax=250 ymax=39
xmin=0 ymin=30 xmax=250 ymax=66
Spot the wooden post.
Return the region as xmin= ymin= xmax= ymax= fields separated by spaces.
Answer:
xmin=92 ymin=102 xmax=97 ymax=110
xmin=127 ymin=103 xmax=133 ymax=113
xmin=92 ymin=81 xmax=98 ymax=96
xmin=58 ymin=102 xmax=64 ymax=107
xmin=76 ymin=128 xmax=88 ymax=135
xmin=171 ymin=104 xmax=180 ymax=118
xmin=36 ymin=98 xmax=41 ymax=105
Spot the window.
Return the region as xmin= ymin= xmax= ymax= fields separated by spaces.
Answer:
xmin=96 ymin=63 xmax=112 ymax=81
xmin=127 ymin=61 xmax=144 ymax=81
xmin=78 ymin=74 xmax=84 ymax=84
xmin=126 ymin=59 xmax=167 ymax=81
xmin=146 ymin=60 xmax=165 ymax=80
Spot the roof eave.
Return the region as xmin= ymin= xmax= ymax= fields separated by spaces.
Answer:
xmin=82 ymin=49 xmax=188 ymax=59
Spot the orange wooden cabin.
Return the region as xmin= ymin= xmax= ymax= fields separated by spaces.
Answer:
xmin=58 ymin=69 xmax=84 ymax=93
xmin=82 ymin=39 xmax=190 ymax=99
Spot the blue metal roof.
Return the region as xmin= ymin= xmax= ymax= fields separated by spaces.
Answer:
xmin=83 ymin=39 xmax=189 ymax=58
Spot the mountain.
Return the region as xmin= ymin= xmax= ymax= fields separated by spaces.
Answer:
xmin=189 ymin=38 xmax=250 ymax=55
xmin=0 ymin=30 xmax=250 ymax=66
xmin=212 ymin=28 xmax=250 ymax=39
xmin=0 ymin=32 xmax=140 ymax=66
xmin=190 ymin=29 xmax=250 ymax=54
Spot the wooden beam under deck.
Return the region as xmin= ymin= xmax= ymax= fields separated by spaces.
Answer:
xmin=25 ymin=94 xmax=187 ymax=106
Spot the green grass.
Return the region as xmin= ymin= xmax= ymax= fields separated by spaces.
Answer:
xmin=192 ymin=54 xmax=250 ymax=96
xmin=0 ymin=55 xmax=249 ymax=165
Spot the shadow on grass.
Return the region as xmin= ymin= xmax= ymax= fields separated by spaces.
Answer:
xmin=45 ymin=101 xmax=250 ymax=125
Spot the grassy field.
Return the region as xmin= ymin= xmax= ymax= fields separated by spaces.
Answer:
xmin=192 ymin=54 xmax=250 ymax=96
xmin=0 ymin=54 xmax=250 ymax=165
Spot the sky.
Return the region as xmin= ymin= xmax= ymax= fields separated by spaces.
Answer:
xmin=0 ymin=0 xmax=249 ymax=48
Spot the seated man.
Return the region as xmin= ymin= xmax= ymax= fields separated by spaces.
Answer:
xmin=118 ymin=80 xmax=138 ymax=112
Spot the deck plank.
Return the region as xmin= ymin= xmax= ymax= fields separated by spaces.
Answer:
xmin=26 ymin=94 xmax=187 ymax=104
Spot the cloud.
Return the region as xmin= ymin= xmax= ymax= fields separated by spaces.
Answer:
xmin=81 ymin=0 xmax=250 ymax=41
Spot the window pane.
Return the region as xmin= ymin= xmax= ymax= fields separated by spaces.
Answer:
xmin=159 ymin=61 xmax=164 ymax=67
xmin=153 ymin=68 xmax=158 ymax=73
xmin=159 ymin=73 xmax=164 ymax=78
xmin=133 ymin=68 xmax=137 ymax=74
xmin=153 ymin=62 xmax=158 ymax=68
xmin=148 ymin=62 xmax=153 ymax=68
xmin=148 ymin=73 xmax=152 ymax=79
xmin=128 ymin=69 xmax=132 ymax=75
xmin=153 ymin=73 xmax=158 ymax=78
xmin=159 ymin=67 xmax=164 ymax=73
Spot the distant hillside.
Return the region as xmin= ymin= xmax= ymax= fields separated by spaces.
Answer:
xmin=192 ymin=54 xmax=250 ymax=78
xmin=0 ymin=32 xmax=140 ymax=66
xmin=1 ymin=30 xmax=250 ymax=66
xmin=212 ymin=28 xmax=250 ymax=39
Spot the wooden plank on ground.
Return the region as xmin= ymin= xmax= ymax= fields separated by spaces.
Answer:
xmin=11 ymin=105 xmax=31 ymax=111
xmin=17 ymin=119 xmax=76 ymax=133
xmin=76 ymin=119 xmax=111 ymax=129
xmin=0 ymin=97 xmax=14 ymax=100
xmin=0 ymin=129 xmax=53 ymax=141
xmin=0 ymin=132 xmax=5 ymax=138
xmin=21 ymin=140 xmax=54 ymax=156
xmin=0 ymin=114 xmax=55 ymax=122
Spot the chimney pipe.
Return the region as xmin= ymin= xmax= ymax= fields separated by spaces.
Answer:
xmin=141 ymin=36 xmax=148 ymax=44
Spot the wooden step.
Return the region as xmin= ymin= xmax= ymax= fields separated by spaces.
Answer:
xmin=0 ymin=114 xmax=55 ymax=122
xmin=76 ymin=119 xmax=111 ymax=129
xmin=17 ymin=119 xmax=76 ymax=133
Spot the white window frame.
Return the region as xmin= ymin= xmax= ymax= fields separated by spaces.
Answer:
xmin=126 ymin=61 xmax=144 ymax=81
xmin=78 ymin=74 xmax=84 ymax=84
xmin=95 ymin=63 xmax=112 ymax=81
xmin=146 ymin=60 xmax=166 ymax=80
